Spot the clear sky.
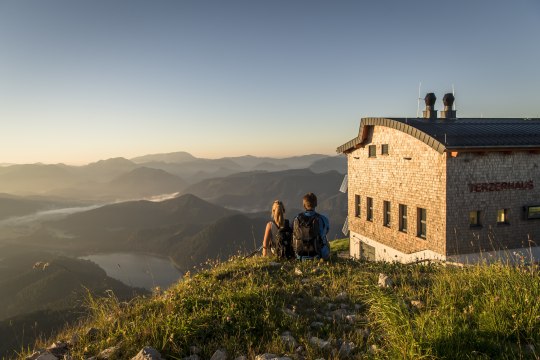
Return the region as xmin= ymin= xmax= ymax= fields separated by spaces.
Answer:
xmin=1 ymin=0 xmax=539 ymax=165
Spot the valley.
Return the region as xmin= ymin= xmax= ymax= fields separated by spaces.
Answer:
xmin=0 ymin=151 xmax=346 ymax=358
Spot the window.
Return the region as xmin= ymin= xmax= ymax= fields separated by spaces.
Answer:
xmin=368 ymin=145 xmax=376 ymax=157
xmin=399 ymin=204 xmax=407 ymax=232
xmin=354 ymin=195 xmax=361 ymax=217
xmin=366 ymin=197 xmax=373 ymax=221
xmin=417 ymin=208 xmax=427 ymax=238
xmin=383 ymin=201 xmax=391 ymax=227
xmin=381 ymin=144 xmax=389 ymax=155
xmin=497 ymin=209 xmax=509 ymax=224
xmin=526 ymin=206 xmax=540 ymax=220
xmin=469 ymin=211 xmax=481 ymax=227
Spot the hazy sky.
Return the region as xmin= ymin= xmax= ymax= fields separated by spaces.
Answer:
xmin=1 ymin=0 xmax=539 ymax=164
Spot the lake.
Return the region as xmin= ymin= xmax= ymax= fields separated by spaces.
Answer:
xmin=82 ymin=253 xmax=182 ymax=290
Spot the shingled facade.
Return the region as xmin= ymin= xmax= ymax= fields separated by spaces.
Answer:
xmin=337 ymin=94 xmax=540 ymax=264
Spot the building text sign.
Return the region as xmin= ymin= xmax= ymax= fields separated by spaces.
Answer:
xmin=468 ymin=180 xmax=534 ymax=193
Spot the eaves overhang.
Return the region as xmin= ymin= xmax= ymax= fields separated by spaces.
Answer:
xmin=336 ymin=117 xmax=446 ymax=154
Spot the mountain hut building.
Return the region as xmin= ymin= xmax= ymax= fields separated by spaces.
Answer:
xmin=337 ymin=93 xmax=540 ymax=264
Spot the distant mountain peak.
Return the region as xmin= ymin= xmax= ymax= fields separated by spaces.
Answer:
xmin=130 ymin=151 xmax=197 ymax=164
xmin=87 ymin=157 xmax=135 ymax=167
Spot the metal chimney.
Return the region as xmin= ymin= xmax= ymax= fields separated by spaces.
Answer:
xmin=422 ymin=93 xmax=437 ymax=120
xmin=440 ymin=93 xmax=457 ymax=119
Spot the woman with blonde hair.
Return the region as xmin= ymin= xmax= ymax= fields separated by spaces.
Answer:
xmin=262 ymin=200 xmax=291 ymax=257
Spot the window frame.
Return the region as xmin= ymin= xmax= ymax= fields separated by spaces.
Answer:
xmin=381 ymin=144 xmax=389 ymax=155
xmin=497 ymin=208 xmax=509 ymax=225
xmin=399 ymin=204 xmax=407 ymax=232
xmin=366 ymin=197 xmax=373 ymax=222
xmin=368 ymin=145 xmax=377 ymax=158
xmin=354 ymin=195 xmax=361 ymax=218
xmin=469 ymin=210 xmax=481 ymax=227
xmin=525 ymin=206 xmax=540 ymax=220
xmin=383 ymin=200 xmax=391 ymax=227
xmin=417 ymin=207 xmax=427 ymax=239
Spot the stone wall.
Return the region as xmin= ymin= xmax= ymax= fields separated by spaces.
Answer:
xmin=347 ymin=121 xmax=447 ymax=259
xmin=446 ymin=151 xmax=540 ymax=256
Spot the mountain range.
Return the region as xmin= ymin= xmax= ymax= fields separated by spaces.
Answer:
xmin=0 ymin=152 xmax=346 ymax=198
xmin=4 ymin=167 xmax=347 ymax=268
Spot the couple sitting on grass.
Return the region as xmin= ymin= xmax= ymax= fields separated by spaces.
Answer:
xmin=262 ymin=192 xmax=330 ymax=260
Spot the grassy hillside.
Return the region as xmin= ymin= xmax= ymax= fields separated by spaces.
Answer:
xmin=0 ymin=253 xmax=145 ymax=321
xmin=1 ymin=309 xmax=85 ymax=359
xmin=0 ymin=251 xmax=147 ymax=358
xmin=25 ymin=241 xmax=539 ymax=360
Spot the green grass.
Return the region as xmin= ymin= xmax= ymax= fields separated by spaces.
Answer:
xmin=24 ymin=240 xmax=539 ymax=359
xmin=330 ymin=238 xmax=350 ymax=254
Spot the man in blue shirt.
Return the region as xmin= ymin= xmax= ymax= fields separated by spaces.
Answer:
xmin=293 ymin=192 xmax=330 ymax=260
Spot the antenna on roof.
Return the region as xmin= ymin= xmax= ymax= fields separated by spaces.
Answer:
xmin=452 ymin=84 xmax=456 ymax=111
xmin=416 ymin=81 xmax=422 ymax=118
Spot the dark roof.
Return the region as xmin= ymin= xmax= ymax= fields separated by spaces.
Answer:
xmin=337 ymin=117 xmax=540 ymax=154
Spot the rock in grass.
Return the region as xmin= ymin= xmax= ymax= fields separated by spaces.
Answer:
xmin=46 ymin=341 xmax=69 ymax=358
xmin=25 ymin=352 xmax=41 ymax=360
xmin=281 ymin=332 xmax=298 ymax=349
xmin=310 ymin=321 xmax=324 ymax=329
xmin=378 ymin=273 xmax=393 ymax=288
xmin=96 ymin=346 xmax=120 ymax=359
xmin=339 ymin=341 xmax=356 ymax=356
xmin=411 ymin=300 xmax=425 ymax=309
xmin=294 ymin=268 xmax=303 ymax=275
xmin=255 ymin=354 xmax=292 ymax=360
xmin=33 ymin=352 xmax=58 ymax=360
xmin=309 ymin=336 xmax=331 ymax=350
xmin=336 ymin=291 xmax=348 ymax=301
xmin=282 ymin=308 xmax=298 ymax=317
xmin=85 ymin=327 xmax=101 ymax=341
xmin=131 ymin=347 xmax=163 ymax=360
xmin=48 ymin=341 xmax=68 ymax=349
xmin=210 ymin=350 xmax=227 ymax=360
xmin=329 ymin=308 xmax=348 ymax=320
xmin=255 ymin=354 xmax=278 ymax=360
